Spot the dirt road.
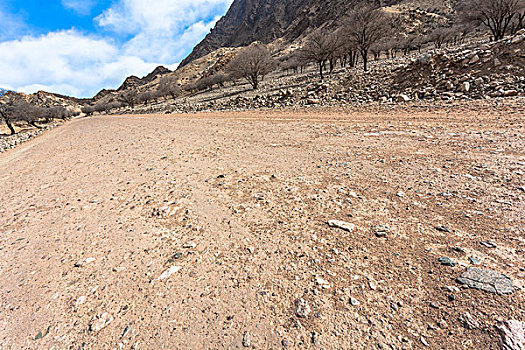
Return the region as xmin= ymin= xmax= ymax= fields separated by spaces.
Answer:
xmin=0 ymin=107 xmax=523 ymax=349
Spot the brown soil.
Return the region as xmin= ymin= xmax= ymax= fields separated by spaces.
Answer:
xmin=0 ymin=105 xmax=523 ymax=349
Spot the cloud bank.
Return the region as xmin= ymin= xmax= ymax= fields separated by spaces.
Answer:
xmin=0 ymin=0 xmax=233 ymax=98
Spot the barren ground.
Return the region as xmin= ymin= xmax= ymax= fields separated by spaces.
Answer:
xmin=0 ymin=105 xmax=524 ymax=349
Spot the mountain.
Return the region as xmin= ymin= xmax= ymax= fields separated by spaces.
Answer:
xmin=179 ymin=0 xmax=405 ymax=67
xmin=117 ymin=66 xmax=171 ymax=91
xmin=108 ymin=0 xmax=457 ymax=95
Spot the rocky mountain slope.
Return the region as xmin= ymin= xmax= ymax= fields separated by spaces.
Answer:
xmin=180 ymin=0 xmax=455 ymax=67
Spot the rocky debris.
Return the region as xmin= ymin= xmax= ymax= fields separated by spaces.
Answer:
xmin=350 ymin=297 xmax=360 ymax=306
xmin=157 ymin=265 xmax=182 ymax=280
xmin=242 ymin=332 xmax=251 ymax=347
xmin=480 ymin=241 xmax=497 ymax=248
xmin=373 ymin=225 xmax=391 ymax=237
xmin=435 ymin=225 xmax=451 ymax=233
xmin=457 ymin=268 xmax=514 ymax=295
xmin=438 ymin=257 xmax=457 ymax=267
xmin=74 ymin=257 xmax=96 ymax=267
xmin=496 ymin=320 xmax=525 ymax=350
xmin=398 ymin=30 xmax=525 ymax=101
xmin=294 ymin=298 xmax=311 ymax=318
xmin=0 ymin=123 xmax=61 ymax=153
xmin=89 ymin=313 xmax=114 ymax=332
xmin=316 ymin=277 xmax=331 ymax=289
xmin=327 ymin=220 xmax=355 ymax=232
xmin=152 ymin=204 xmax=181 ymax=218
xmin=183 ymin=241 xmax=197 ymax=249
xmin=34 ymin=326 xmax=51 ymax=340
xmin=459 ymin=312 xmax=480 ymax=330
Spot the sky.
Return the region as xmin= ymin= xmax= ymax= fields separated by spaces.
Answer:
xmin=0 ymin=0 xmax=233 ymax=98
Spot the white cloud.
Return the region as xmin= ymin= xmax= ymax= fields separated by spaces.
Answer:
xmin=97 ymin=0 xmax=233 ymax=61
xmin=62 ymin=0 xmax=98 ymax=15
xmin=0 ymin=0 xmax=234 ymax=98
xmin=0 ymin=30 xmax=162 ymax=97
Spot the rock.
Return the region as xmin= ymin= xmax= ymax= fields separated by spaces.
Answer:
xmin=435 ymin=225 xmax=450 ymax=233
xmin=469 ymin=257 xmax=481 ymax=265
xmin=504 ymin=90 xmax=518 ymax=97
xmin=396 ymin=94 xmax=411 ymax=102
xmin=421 ymin=337 xmax=429 ymax=346
xmin=75 ymin=295 xmax=86 ymax=307
xmin=316 ymin=277 xmax=331 ymax=289
xmin=438 ymin=257 xmax=457 ymax=267
xmin=157 ymin=265 xmax=182 ymax=280
xmin=74 ymin=257 xmax=96 ymax=267
xmin=496 ymin=320 xmax=525 ymax=350
xmin=327 ymin=220 xmax=355 ymax=232
xmin=311 ymin=331 xmax=319 ymax=344
xmin=34 ymin=326 xmax=51 ymax=341
xmin=294 ymin=298 xmax=311 ymax=318
xmin=457 ymin=268 xmax=514 ymax=295
xmin=350 ymin=297 xmax=360 ymax=306
xmin=459 ymin=312 xmax=480 ymax=330
xmin=90 ymin=313 xmax=114 ymax=332
xmin=369 ymin=281 xmax=377 ymax=290
xmin=461 ymin=82 xmax=471 ymax=93
xmin=480 ymin=241 xmax=497 ymax=248
xmin=183 ymin=241 xmax=197 ymax=249
xmin=470 ymin=55 xmax=480 ymax=64
xmin=373 ymin=224 xmax=391 ymax=237
xmin=242 ymin=332 xmax=251 ymax=347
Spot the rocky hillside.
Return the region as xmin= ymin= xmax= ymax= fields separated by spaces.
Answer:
xmin=93 ymin=66 xmax=172 ymax=102
xmin=180 ymin=0 xmax=455 ymax=67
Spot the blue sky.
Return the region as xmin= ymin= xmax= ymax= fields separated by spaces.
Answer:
xmin=0 ymin=0 xmax=233 ymax=97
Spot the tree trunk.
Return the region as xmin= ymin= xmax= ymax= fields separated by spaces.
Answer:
xmin=361 ymin=50 xmax=369 ymax=72
xmin=6 ymin=119 xmax=16 ymax=135
xmin=29 ymin=121 xmax=43 ymax=129
xmin=318 ymin=61 xmax=324 ymax=80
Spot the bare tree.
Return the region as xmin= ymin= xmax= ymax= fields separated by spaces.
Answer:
xmin=81 ymin=105 xmax=95 ymax=116
xmin=343 ymin=3 xmax=389 ymax=72
xmin=225 ymin=44 xmax=277 ymax=90
xmin=0 ymin=94 xmax=33 ymax=134
xmin=118 ymin=90 xmax=139 ymax=109
xmin=296 ymin=30 xmax=344 ymax=79
xmin=183 ymin=83 xmax=198 ymax=93
xmin=138 ymin=91 xmax=155 ymax=105
xmin=459 ymin=0 xmax=523 ymax=40
xmin=430 ymin=27 xmax=453 ymax=48
xmin=157 ymin=76 xmax=181 ymax=99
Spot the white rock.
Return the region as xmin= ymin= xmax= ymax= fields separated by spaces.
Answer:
xmin=327 ymin=220 xmax=355 ymax=232
xmin=316 ymin=277 xmax=331 ymax=289
xmin=294 ymin=298 xmax=311 ymax=318
xmin=157 ymin=266 xmax=182 ymax=280
xmin=183 ymin=241 xmax=197 ymax=249
xmin=90 ymin=312 xmax=114 ymax=332
xmin=75 ymin=296 xmax=86 ymax=307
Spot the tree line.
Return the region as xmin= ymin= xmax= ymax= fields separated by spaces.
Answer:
xmin=0 ymin=93 xmax=77 ymax=135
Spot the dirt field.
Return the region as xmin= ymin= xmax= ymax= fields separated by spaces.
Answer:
xmin=0 ymin=105 xmax=524 ymax=349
